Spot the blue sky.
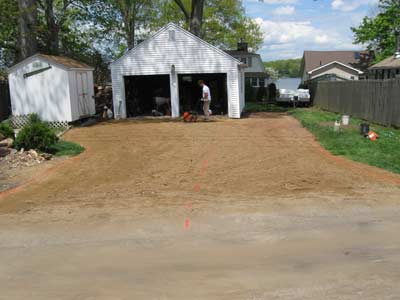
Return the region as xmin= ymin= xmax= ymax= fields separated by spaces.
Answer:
xmin=243 ymin=0 xmax=379 ymax=61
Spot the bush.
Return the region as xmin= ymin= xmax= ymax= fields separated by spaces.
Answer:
xmin=14 ymin=114 xmax=58 ymax=152
xmin=0 ymin=120 xmax=15 ymax=139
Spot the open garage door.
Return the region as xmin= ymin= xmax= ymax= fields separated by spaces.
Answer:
xmin=178 ymin=73 xmax=228 ymax=115
xmin=124 ymin=75 xmax=171 ymax=117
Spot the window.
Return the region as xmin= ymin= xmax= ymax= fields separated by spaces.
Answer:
xmin=259 ymin=78 xmax=265 ymax=87
xmin=251 ymin=78 xmax=258 ymax=87
xmin=240 ymin=57 xmax=247 ymax=65
xmin=350 ymin=76 xmax=355 ymax=80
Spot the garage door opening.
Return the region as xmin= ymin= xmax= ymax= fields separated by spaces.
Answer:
xmin=178 ymin=73 xmax=228 ymax=115
xmin=124 ymin=75 xmax=171 ymax=117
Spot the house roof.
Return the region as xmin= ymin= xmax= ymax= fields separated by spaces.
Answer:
xmin=225 ymin=50 xmax=260 ymax=57
xmin=308 ymin=61 xmax=364 ymax=75
xmin=111 ymin=23 xmax=242 ymax=67
xmin=8 ymin=53 xmax=94 ymax=73
xmin=302 ymin=50 xmax=372 ymax=73
xmin=369 ymin=55 xmax=400 ymax=70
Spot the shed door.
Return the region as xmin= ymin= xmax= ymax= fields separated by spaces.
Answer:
xmin=76 ymin=72 xmax=90 ymax=117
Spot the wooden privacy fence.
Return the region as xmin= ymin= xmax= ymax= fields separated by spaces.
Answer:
xmin=0 ymin=80 xmax=11 ymax=122
xmin=313 ymin=79 xmax=400 ymax=127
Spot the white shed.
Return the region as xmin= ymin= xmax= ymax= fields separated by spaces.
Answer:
xmin=8 ymin=54 xmax=95 ymax=124
xmin=110 ymin=23 xmax=245 ymax=119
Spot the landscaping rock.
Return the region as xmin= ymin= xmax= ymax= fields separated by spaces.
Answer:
xmin=0 ymin=147 xmax=11 ymax=157
xmin=0 ymin=148 xmax=53 ymax=169
xmin=28 ymin=149 xmax=39 ymax=158
xmin=0 ymin=138 xmax=13 ymax=148
xmin=0 ymin=133 xmax=4 ymax=141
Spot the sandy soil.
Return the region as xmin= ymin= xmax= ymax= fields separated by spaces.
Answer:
xmin=1 ymin=113 xmax=400 ymax=299
xmin=1 ymin=113 xmax=399 ymax=213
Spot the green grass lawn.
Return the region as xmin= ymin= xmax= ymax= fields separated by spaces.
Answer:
xmin=291 ymin=108 xmax=400 ymax=174
xmin=49 ymin=140 xmax=85 ymax=157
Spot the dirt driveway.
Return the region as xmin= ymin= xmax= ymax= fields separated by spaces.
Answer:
xmin=1 ymin=112 xmax=399 ymax=213
xmin=1 ymin=113 xmax=400 ymax=299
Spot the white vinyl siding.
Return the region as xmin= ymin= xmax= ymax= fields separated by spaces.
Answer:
xmin=110 ymin=23 xmax=244 ymax=119
xmin=8 ymin=56 xmax=95 ymax=122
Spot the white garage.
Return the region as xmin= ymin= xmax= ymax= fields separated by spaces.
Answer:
xmin=8 ymin=54 xmax=95 ymax=124
xmin=110 ymin=23 xmax=245 ymax=119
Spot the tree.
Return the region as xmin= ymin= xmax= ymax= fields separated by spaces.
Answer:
xmin=352 ymin=0 xmax=400 ymax=61
xmin=265 ymin=67 xmax=279 ymax=81
xmin=154 ymin=0 xmax=263 ymax=50
xmin=173 ymin=0 xmax=204 ymax=37
xmin=202 ymin=0 xmax=263 ymax=51
xmin=18 ymin=0 xmax=38 ymax=59
xmin=264 ymin=59 xmax=301 ymax=78
xmin=0 ymin=0 xmax=20 ymax=67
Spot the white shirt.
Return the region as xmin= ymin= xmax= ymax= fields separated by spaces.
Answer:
xmin=202 ymin=85 xmax=211 ymax=102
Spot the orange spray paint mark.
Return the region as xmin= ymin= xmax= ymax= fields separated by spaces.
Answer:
xmin=184 ymin=218 xmax=190 ymax=230
xmin=193 ymin=183 xmax=201 ymax=192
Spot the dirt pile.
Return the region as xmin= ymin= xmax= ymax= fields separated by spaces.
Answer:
xmin=0 ymin=149 xmax=52 ymax=169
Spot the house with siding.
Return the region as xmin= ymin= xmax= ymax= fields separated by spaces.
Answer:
xmin=109 ymin=23 xmax=246 ymax=119
xmin=300 ymin=50 xmax=373 ymax=85
xmin=368 ymin=34 xmax=400 ymax=80
xmin=225 ymin=43 xmax=271 ymax=102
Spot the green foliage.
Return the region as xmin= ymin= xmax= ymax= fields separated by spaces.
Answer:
xmin=264 ymin=59 xmax=301 ymax=78
xmin=0 ymin=120 xmax=15 ymax=139
xmin=265 ymin=67 xmax=279 ymax=81
xmin=49 ymin=140 xmax=85 ymax=156
xmin=151 ymin=0 xmax=264 ymax=51
xmin=292 ymin=109 xmax=400 ymax=174
xmin=351 ymin=0 xmax=400 ymax=62
xmin=1 ymin=0 xmax=262 ymax=82
xmin=0 ymin=0 xmax=19 ymax=68
xmin=14 ymin=114 xmax=58 ymax=152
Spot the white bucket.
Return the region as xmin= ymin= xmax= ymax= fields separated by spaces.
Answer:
xmin=334 ymin=121 xmax=341 ymax=132
xmin=342 ymin=115 xmax=350 ymax=126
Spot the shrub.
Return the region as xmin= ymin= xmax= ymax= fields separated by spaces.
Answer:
xmin=14 ymin=114 xmax=58 ymax=152
xmin=0 ymin=120 xmax=15 ymax=139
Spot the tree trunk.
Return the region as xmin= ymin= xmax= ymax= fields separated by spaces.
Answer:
xmin=173 ymin=0 xmax=204 ymax=37
xmin=190 ymin=0 xmax=204 ymax=37
xmin=18 ymin=0 xmax=38 ymax=59
xmin=123 ymin=7 xmax=136 ymax=50
xmin=45 ymin=0 xmax=60 ymax=55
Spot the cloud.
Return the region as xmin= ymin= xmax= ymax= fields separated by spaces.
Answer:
xmin=273 ymin=6 xmax=295 ymax=15
xmin=331 ymin=0 xmax=378 ymax=12
xmin=254 ymin=18 xmax=360 ymax=60
xmin=255 ymin=18 xmax=332 ymax=45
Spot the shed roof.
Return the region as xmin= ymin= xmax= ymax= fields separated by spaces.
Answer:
xmin=39 ymin=54 xmax=92 ymax=69
xmin=8 ymin=53 xmax=94 ymax=73
xmin=369 ymin=55 xmax=400 ymax=70
xmin=302 ymin=50 xmax=372 ymax=73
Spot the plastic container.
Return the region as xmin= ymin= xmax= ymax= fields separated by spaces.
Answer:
xmin=360 ymin=123 xmax=370 ymax=136
xmin=342 ymin=115 xmax=350 ymax=126
xmin=334 ymin=121 xmax=341 ymax=132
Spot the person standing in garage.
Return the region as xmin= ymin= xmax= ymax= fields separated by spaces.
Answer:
xmin=198 ymin=80 xmax=211 ymax=121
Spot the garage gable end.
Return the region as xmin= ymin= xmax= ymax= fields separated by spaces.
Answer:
xmin=110 ymin=23 xmax=241 ymax=75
